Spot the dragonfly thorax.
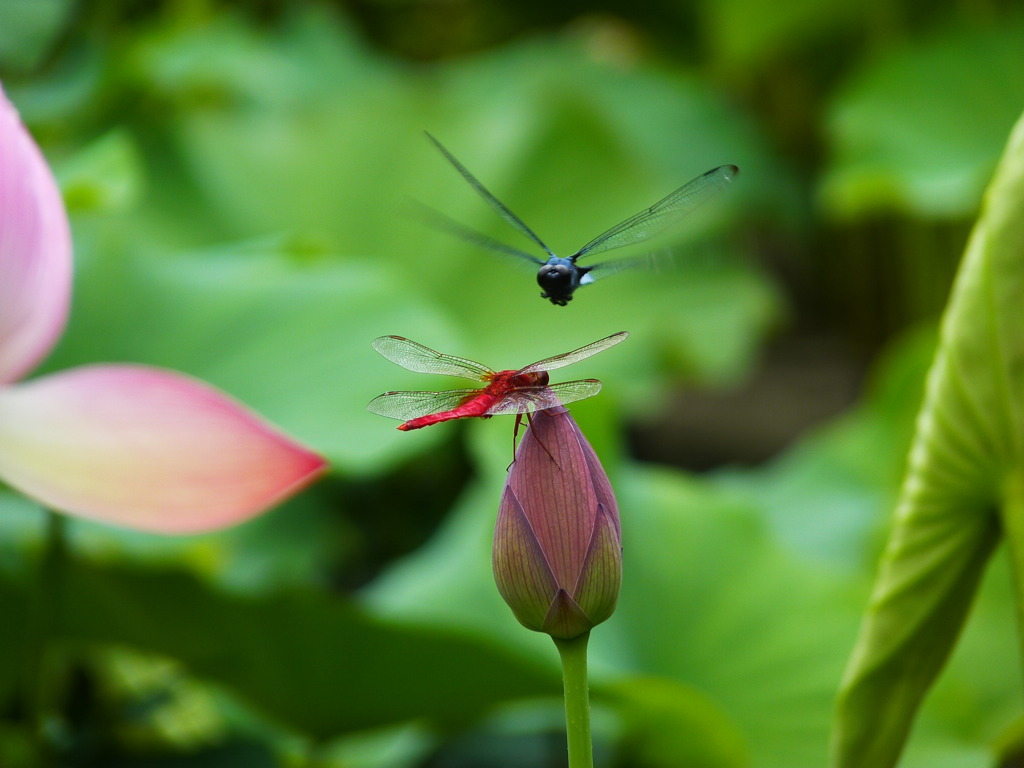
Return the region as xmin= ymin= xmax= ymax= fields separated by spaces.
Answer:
xmin=537 ymin=257 xmax=591 ymax=307
xmin=506 ymin=369 xmax=550 ymax=389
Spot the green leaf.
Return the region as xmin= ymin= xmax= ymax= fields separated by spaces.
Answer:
xmin=58 ymin=131 xmax=143 ymax=215
xmin=714 ymin=324 xmax=935 ymax=572
xmin=822 ymin=22 xmax=1024 ymax=219
xmin=612 ymin=467 xmax=862 ymax=768
xmin=0 ymin=491 xmax=345 ymax=595
xmin=608 ymin=676 xmax=748 ymax=768
xmin=699 ymin=0 xmax=862 ymax=71
xmin=45 ymin=560 xmax=556 ymax=739
xmin=0 ymin=0 xmax=73 ymax=73
xmin=830 ymin=109 xmax=1024 ymax=766
xmin=0 ymin=578 xmax=28 ymax=704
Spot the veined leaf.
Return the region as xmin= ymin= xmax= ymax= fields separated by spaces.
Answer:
xmin=830 ymin=108 xmax=1024 ymax=766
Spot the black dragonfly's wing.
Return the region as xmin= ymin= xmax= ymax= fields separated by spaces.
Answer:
xmin=584 ymin=251 xmax=675 ymax=282
xmin=571 ymin=165 xmax=738 ymax=263
xmin=427 ymin=133 xmax=556 ymax=258
xmin=411 ymin=201 xmax=544 ymax=270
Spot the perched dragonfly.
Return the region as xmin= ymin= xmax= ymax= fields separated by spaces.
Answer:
xmin=367 ymin=331 xmax=628 ymax=430
xmin=425 ymin=133 xmax=738 ymax=306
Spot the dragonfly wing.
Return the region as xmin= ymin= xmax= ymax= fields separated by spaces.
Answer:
xmin=517 ymin=331 xmax=629 ymax=375
xmin=372 ymin=336 xmax=494 ymax=380
xmin=412 ymin=200 xmax=544 ymax=269
xmin=572 ymin=165 xmax=738 ymax=263
xmin=585 ymin=251 xmax=665 ymax=281
xmin=367 ymin=389 xmax=479 ymax=421
xmin=483 ymin=380 xmax=603 ymax=415
xmin=426 ymin=133 xmax=556 ymax=259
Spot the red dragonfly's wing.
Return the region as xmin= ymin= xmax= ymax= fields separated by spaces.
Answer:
xmin=372 ymin=336 xmax=494 ymax=381
xmin=516 ymin=331 xmax=628 ymax=375
xmin=367 ymin=389 xmax=480 ymax=421
xmin=483 ymin=379 xmax=603 ymax=416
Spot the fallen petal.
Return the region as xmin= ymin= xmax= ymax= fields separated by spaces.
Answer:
xmin=0 ymin=365 xmax=325 ymax=532
xmin=0 ymin=85 xmax=72 ymax=385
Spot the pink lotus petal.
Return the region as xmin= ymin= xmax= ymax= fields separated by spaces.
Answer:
xmin=0 ymin=85 xmax=72 ymax=385
xmin=0 ymin=365 xmax=325 ymax=532
xmin=492 ymin=407 xmax=622 ymax=640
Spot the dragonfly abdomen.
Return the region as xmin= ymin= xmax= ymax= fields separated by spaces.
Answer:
xmin=398 ymin=392 xmax=500 ymax=431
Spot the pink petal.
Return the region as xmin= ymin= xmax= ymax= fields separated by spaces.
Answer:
xmin=0 ymin=85 xmax=72 ymax=385
xmin=507 ymin=408 xmax=599 ymax=587
xmin=492 ymin=485 xmax=559 ymax=631
xmin=0 ymin=365 xmax=325 ymax=532
xmin=570 ymin=503 xmax=622 ymax=625
xmin=541 ymin=589 xmax=592 ymax=641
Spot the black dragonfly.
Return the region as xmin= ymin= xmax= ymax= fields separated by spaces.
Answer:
xmin=425 ymin=133 xmax=738 ymax=306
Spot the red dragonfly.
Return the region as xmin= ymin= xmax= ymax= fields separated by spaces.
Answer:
xmin=367 ymin=331 xmax=628 ymax=431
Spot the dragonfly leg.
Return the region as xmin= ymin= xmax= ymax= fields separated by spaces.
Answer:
xmin=540 ymin=291 xmax=572 ymax=306
xmin=528 ymin=412 xmax=560 ymax=466
xmin=507 ymin=412 xmax=559 ymax=468
xmin=510 ymin=413 xmax=525 ymax=467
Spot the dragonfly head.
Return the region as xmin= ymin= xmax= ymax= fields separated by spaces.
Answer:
xmin=537 ymin=258 xmax=587 ymax=307
xmin=509 ymin=369 xmax=550 ymax=389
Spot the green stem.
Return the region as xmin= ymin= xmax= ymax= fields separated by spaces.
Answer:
xmin=23 ymin=510 xmax=68 ymax=763
xmin=553 ymin=632 xmax=593 ymax=768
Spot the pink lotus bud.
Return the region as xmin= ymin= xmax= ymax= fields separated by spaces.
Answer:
xmin=493 ymin=407 xmax=622 ymax=640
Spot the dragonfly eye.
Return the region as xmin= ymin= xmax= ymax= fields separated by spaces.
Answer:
xmin=537 ymin=259 xmax=581 ymax=305
xmin=538 ymin=263 xmax=574 ymax=288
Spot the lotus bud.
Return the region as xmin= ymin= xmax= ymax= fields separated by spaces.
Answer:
xmin=493 ymin=406 xmax=622 ymax=640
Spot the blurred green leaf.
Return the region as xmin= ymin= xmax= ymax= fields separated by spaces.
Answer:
xmin=0 ymin=578 xmax=27 ymax=704
xmin=0 ymin=0 xmax=72 ymax=73
xmin=125 ymin=5 xmax=378 ymax=108
xmin=611 ymin=466 xmax=861 ymax=768
xmin=361 ymin=430 xmax=528 ymax=642
xmin=59 ymin=131 xmax=143 ymax=214
xmin=830 ymin=110 xmax=1024 ymax=766
xmin=0 ymin=491 xmax=47 ymax=571
xmin=315 ymin=723 xmax=436 ymax=768
xmin=822 ymin=21 xmax=1024 ymax=219
xmin=0 ymin=492 xmax=344 ymax=595
xmin=714 ymin=324 xmax=935 ymax=572
xmin=608 ymin=676 xmax=748 ymax=768
xmin=45 ymin=560 xmax=557 ymax=739
xmin=699 ymin=0 xmax=861 ymax=71
xmin=994 ymin=714 xmax=1024 ymax=767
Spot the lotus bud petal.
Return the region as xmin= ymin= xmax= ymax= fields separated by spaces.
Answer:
xmin=493 ymin=407 xmax=622 ymax=640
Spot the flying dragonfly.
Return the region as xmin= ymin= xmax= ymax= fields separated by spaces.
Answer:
xmin=367 ymin=331 xmax=628 ymax=431
xmin=425 ymin=133 xmax=738 ymax=306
